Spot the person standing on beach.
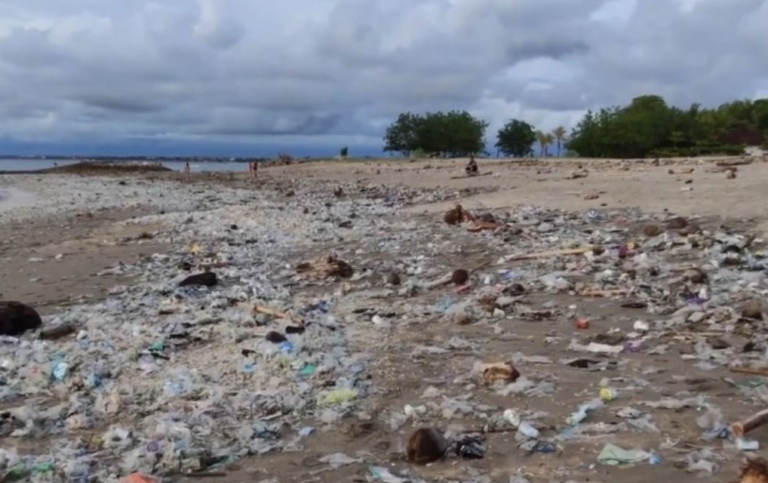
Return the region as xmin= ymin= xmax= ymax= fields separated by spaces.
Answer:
xmin=252 ymin=161 xmax=258 ymax=180
xmin=183 ymin=161 xmax=191 ymax=181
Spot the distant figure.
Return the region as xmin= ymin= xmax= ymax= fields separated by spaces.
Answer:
xmin=465 ymin=156 xmax=478 ymax=176
xmin=252 ymin=161 xmax=258 ymax=179
xmin=183 ymin=161 xmax=191 ymax=181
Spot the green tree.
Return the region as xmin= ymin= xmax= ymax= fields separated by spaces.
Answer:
xmin=552 ymin=126 xmax=567 ymax=156
xmin=339 ymin=146 xmax=348 ymax=158
xmin=383 ymin=112 xmax=424 ymax=155
xmin=495 ymin=119 xmax=536 ymax=157
xmin=383 ymin=110 xmax=488 ymax=157
xmin=566 ymin=95 xmax=766 ymax=158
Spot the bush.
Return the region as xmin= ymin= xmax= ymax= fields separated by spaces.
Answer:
xmin=650 ymin=145 xmax=745 ymax=157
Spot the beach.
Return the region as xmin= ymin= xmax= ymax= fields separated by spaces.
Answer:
xmin=2 ymin=157 xmax=768 ymax=482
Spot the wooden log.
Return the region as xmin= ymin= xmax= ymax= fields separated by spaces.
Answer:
xmin=508 ymin=247 xmax=592 ymax=261
xmin=732 ymin=408 xmax=768 ymax=437
xmin=730 ymin=366 xmax=768 ymax=377
xmin=449 ymin=172 xmax=493 ymax=180
xmin=467 ymin=221 xmax=500 ymax=232
xmin=580 ymin=288 xmax=630 ymax=298
xmin=39 ymin=324 xmax=76 ymax=340
xmin=253 ymin=305 xmax=304 ymax=325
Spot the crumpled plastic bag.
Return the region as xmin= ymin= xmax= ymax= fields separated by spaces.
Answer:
xmin=597 ymin=443 xmax=650 ymax=465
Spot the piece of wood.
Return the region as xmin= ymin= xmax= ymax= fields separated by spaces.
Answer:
xmin=717 ymin=159 xmax=752 ymax=167
xmin=253 ymin=305 xmax=304 ymax=325
xmin=509 ymin=247 xmax=592 ymax=261
xmin=39 ymin=324 xmax=76 ymax=340
xmin=730 ymin=366 xmax=768 ymax=377
xmin=449 ymin=172 xmax=492 ymax=180
xmin=425 ymin=274 xmax=453 ymax=289
xmin=732 ymin=408 xmax=768 ymax=437
xmin=580 ymin=288 xmax=630 ymax=298
xmin=467 ymin=221 xmax=500 ymax=232
xmin=182 ymin=472 xmax=228 ymax=478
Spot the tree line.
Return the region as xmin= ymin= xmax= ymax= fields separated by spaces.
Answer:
xmin=382 ymin=96 xmax=768 ymax=159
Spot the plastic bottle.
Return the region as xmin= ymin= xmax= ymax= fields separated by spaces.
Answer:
xmin=566 ymin=398 xmax=603 ymax=425
xmin=503 ymin=409 xmax=521 ymax=427
xmin=517 ymin=421 xmax=540 ymax=439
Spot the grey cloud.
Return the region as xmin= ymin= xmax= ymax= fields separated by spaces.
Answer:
xmin=0 ymin=0 xmax=766 ymax=148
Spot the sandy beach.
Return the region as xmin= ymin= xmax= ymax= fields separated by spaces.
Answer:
xmin=2 ymin=157 xmax=768 ymax=482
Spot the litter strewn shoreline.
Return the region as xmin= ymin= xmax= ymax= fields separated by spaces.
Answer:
xmin=2 ymin=163 xmax=768 ymax=482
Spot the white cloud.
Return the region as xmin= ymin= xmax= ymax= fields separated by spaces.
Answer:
xmin=0 ymin=0 xmax=765 ymax=152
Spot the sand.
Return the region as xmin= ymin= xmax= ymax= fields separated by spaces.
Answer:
xmin=1 ymin=157 xmax=766 ymax=482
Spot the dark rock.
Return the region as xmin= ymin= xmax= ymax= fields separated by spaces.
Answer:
xmin=453 ymin=312 xmax=472 ymax=325
xmin=179 ymin=272 xmax=218 ymax=287
xmin=265 ymin=331 xmax=287 ymax=343
xmin=707 ymin=337 xmax=730 ymax=350
xmin=503 ymin=283 xmax=526 ymax=295
xmin=742 ymin=299 xmax=763 ymax=320
xmin=444 ymin=204 xmax=469 ymax=225
xmin=338 ymin=220 xmax=353 ymax=228
xmin=451 ymin=269 xmax=469 ymax=286
xmin=406 ymin=428 xmax=448 ymax=465
xmin=0 ymin=301 xmax=42 ymax=336
xmin=178 ymin=261 xmax=193 ymax=271
xmin=621 ymin=300 xmax=648 ymax=309
xmin=666 ymin=216 xmax=688 ymax=230
xmin=385 ymin=272 xmax=401 ymax=286
xmin=643 ymin=224 xmax=663 ymax=237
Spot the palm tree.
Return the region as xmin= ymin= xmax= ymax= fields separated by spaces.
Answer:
xmin=535 ymin=131 xmax=548 ymax=157
xmin=552 ymin=126 xmax=567 ymax=156
xmin=544 ymin=133 xmax=555 ymax=156
xmin=536 ymin=131 xmax=556 ymax=157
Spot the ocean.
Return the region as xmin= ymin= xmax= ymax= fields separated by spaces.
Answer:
xmin=0 ymin=159 xmax=251 ymax=173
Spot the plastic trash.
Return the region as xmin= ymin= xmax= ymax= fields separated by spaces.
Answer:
xmin=516 ymin=421 xmax=540 ymax=440
xmin=456 ymin=436 xmax=485 ymax=459
xmin=599 ymin=387 xmax=618 ymax=402
xmin=567 ymin=399 xmax=604 ymax=425
xmin=597 ymin=443 xmax=651 ymax=465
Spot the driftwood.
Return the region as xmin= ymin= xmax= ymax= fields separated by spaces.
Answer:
xmin=39 ymin=324 xmax=76 ymax=340
xmin=731 ymin=367 xmax=768 ymax=377
xmin=253 ymin=305 xmax=304 ymax=325
xmin=508 ymin=247 xmax=592 ymax=261
xmin=450 ymin=172 xmax=493 ymax=180
xmin=467 ymin=221 xmax=500 ymax=232
xmin=580 ymin=288 xmax=630 ymax=298
xmin=732 ymin=408 xmax=768 ymax=438
xmin=718 ymin=158 xmax=753 ymax=167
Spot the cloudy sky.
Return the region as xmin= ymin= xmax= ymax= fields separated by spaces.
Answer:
xmin=0 ymin=0 xmax=766 ymax=156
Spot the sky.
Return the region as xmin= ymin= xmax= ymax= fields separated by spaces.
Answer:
xmin=0 ymin=0 xmax=767 ymax=157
